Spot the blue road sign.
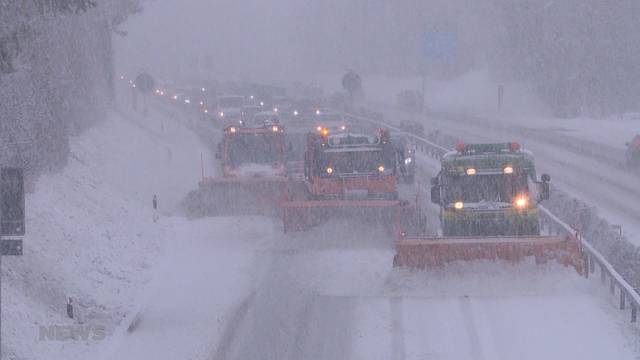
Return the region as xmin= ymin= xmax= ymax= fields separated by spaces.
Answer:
xmin=424 ymin=31 xmax=457 ymax=64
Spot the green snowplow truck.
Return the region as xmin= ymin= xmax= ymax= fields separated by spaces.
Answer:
xmin=430 ymin=142 xmax=551 ymax=236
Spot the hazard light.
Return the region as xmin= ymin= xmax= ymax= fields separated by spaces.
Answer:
xmin=455 ymin=143 xmax=465 ymax=153
xmin=320 ymin=128 xmax=329 ymax=137
xmin=454 ymin=201 xmax=464 ymax=210
xmin=503 ymin=166 xmax=514 ymax=174
xmin=510 ymin=142 xmax=521 ymax=151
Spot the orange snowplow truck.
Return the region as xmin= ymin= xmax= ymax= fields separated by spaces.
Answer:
xmin=187 ymin=123 xmax=290 ymax=216
xmin=280 ymin=128 xmax=404 ymax=232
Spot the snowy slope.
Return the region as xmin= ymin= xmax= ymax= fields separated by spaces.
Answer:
xmin=2 ymin=100 xmax=211 ymax=359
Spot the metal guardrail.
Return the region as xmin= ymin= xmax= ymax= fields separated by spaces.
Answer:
xmin=342 ymin=109 xmax=640 ymax=323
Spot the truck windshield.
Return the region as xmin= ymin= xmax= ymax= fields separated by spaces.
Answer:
xmin=444 ymin=174 xmax=528 ymax=204
xmin=228 ymin=134 xmax=282 ymax=166
xmin=319 ymin=149 xmax=392 ymax=175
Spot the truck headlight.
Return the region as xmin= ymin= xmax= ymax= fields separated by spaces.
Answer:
xmin=514 ymin=195 xmax=528 ymax=209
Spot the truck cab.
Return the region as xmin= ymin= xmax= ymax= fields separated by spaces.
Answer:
xmin=430 ymin=142 xmax=550 ymax=236
xmin=304 ymin=129 xmax=398 ymax=200
xmin=217 ymin=123 xmax=286 ymax=179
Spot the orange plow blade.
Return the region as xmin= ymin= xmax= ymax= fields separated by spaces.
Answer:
xmin=280 ymin=199 xmax=403 ymax=233
xmin=185 ymin=177 xmax=290 ymax=217
xmin=393 ymin=235 xmax=584 ymax=274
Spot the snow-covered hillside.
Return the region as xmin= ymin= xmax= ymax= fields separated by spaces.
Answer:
xmin=2 ymin=102 xmax=210 ymax=359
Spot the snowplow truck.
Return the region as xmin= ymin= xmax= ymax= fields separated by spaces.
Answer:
xmin=394 ymin=142 xmax=583 ymax=273
xmin=280 ymin=128 xmax=405 ymax=233
xmin=186 ymin=123 xmax=289 ymax=216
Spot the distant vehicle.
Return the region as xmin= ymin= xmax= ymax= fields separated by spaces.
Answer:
xmin=251 ymin=111 xmax=281 ymax=126
xmin=395 ymin=136 xmax=416 ymax=184
xmin=290 ymin=98 xmax=323 ymax=120
xmin=626 ymin=134 xmax=640 ymax=166
xmin=216 ymin=95 xmax=244 ymax=124
xmin=396 ymin=90 xmax=424 ymax=113
xmin=240 ymin=105 xmax=262 ymax=124
xmin=314 ymin=110 xmax=349 ymax=134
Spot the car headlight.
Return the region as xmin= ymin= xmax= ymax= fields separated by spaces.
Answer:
xmin=404 ymin=157 xmax=412 ymax=165
xmin=326 ymin=167 xmax=333 ymax=174
xmin=219 ymin=111 xmax=224 ymax=117
xmin=377 ymin=165 xmax=385 ymax=173
xmin=454 ymin=201 xmax=464 ymax=210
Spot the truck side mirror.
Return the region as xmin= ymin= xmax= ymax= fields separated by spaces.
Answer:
xmin=536 ymin=173 xmax=551 ymax=202
xmin=430 ymin=186 xmax=441 ymax=204
xmin=539 ymin=182 xmax=550 ymax=201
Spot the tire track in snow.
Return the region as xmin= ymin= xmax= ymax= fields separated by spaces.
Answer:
xmin=459 ymin=296 xmax=486 ymax=360
xmin=210 ymin=291 xmax=255 ymax=360
xmin=390 ymin=296 xmax=406 ymax=360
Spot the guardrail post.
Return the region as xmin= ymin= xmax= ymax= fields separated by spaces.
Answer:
xmin=610 ymin=277 xmax=615 ymax=294
xmin=584 ymin=255 xmax=590 ymax=279
xmin=600 ymin=265 xmax=606 ymax=283
xmin=620 ymin=291 xmax=626 ymax=310
xmin=589 ymin=255 xmax=595 ymax=274
xmin=632 ymin=304 xmax=637 ymax=322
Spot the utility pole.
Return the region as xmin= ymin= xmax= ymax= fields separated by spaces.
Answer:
xmin=0 ymin=167 xmax=26 ymax=359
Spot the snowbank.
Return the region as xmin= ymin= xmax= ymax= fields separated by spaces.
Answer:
xmin=2 ymin=101 xmax=210 ymax=359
